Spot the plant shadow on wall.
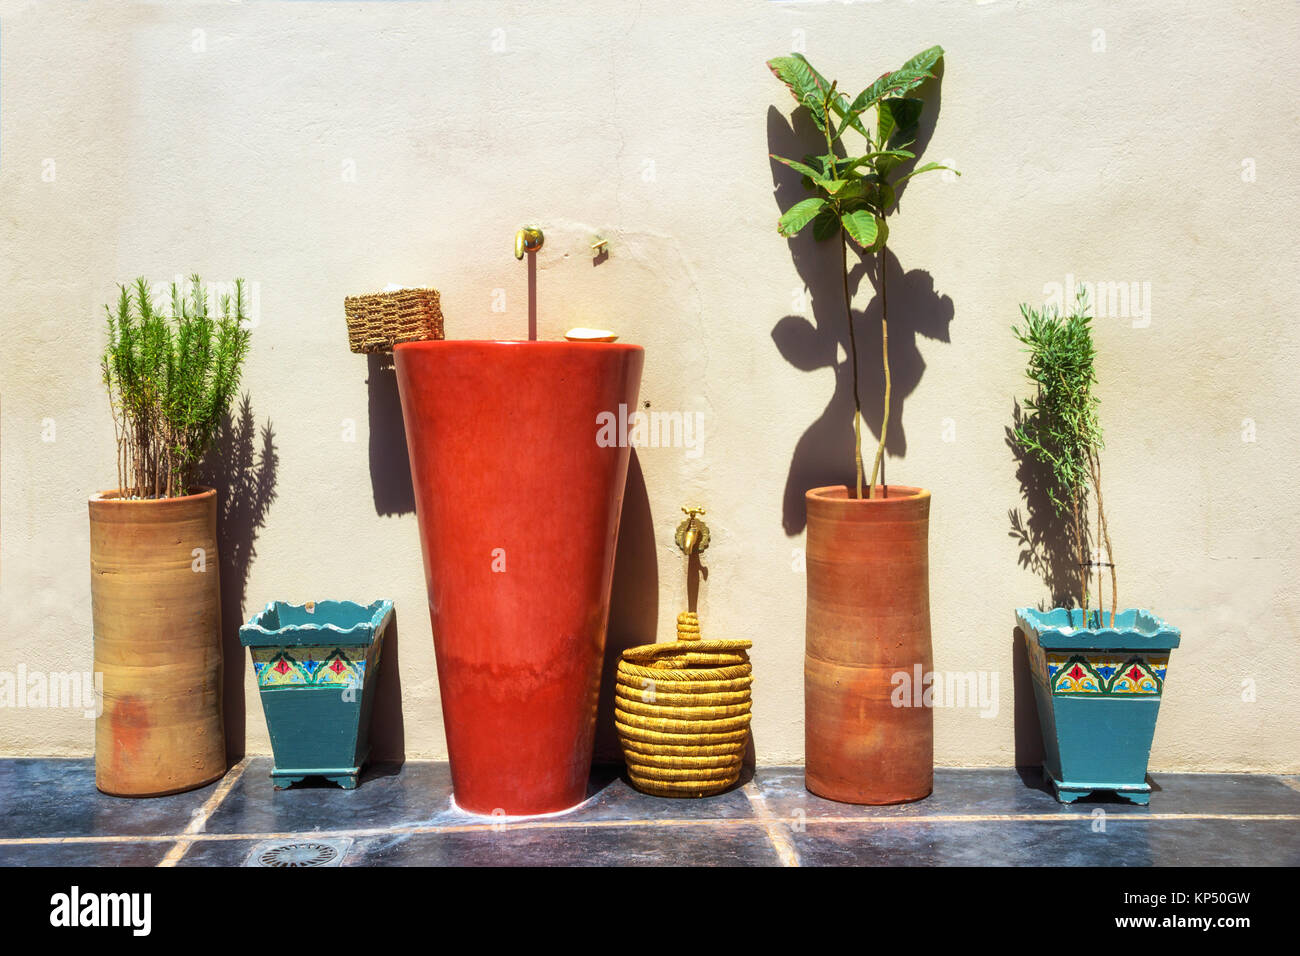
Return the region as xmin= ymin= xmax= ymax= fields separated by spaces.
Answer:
xmin=1006 ymin=400 xmax=1085 ymax=612
xmin=200 ymin=395 xmax=278 ymax=762
xmin=1007 ymin=401 xmax=1067 ymax=767
xmin=766 ymin=63 xmax=955 ymax=534
xmin=367 ymin=353 xmax=415 ymax=516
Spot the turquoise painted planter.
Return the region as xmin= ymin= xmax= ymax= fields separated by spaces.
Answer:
xmin=239 ymin=600 xmax=394 ymax=790
xmin=1017 ymin=607 xmax=1180 ymax=805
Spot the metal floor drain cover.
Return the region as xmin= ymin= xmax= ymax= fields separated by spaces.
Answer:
xmin=246 ymin=838 xmax=352 ymax=867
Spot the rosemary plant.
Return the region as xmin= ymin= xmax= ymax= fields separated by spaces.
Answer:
xmin=768 ymin=47 xmax=957 ymax=498
xmin=1011 ymin=289 xmax=1117 ymax=625
xmin=101 ymin=275 xmax=252 ymax=499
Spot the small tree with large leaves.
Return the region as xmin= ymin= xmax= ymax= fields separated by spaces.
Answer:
xmin=768 ymin=47 xmax=956 ymax=498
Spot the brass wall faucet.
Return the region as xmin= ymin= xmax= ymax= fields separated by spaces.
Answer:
xmin=514 ymin=225 xmax=544 ymax=260
xmin=675 ymin=506 xmax=710 ymax=557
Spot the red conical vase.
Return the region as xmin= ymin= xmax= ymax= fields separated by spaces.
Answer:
xmin=394 ymin=340 xmax=644 ymax=815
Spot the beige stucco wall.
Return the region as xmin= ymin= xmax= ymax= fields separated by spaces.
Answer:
xmin=1 ymin=0 xmax=1296 ymax=772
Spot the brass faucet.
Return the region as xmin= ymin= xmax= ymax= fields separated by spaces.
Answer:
xmin=675 ymin=506 xmax=709 ymax=556
xmin=514 ymin=225 xmax=544 ymax=260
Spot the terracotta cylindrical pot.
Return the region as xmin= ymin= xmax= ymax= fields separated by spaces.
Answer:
xmin=89 ymin=487 xmax=226 ymax=797
xmin=805 ymin=484 xmax=933 ymax=804
xmin=394 ymin=340 xmax=644 ymax=815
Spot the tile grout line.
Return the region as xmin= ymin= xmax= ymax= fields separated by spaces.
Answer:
xmin=9 ymin=810 xmax=1295 ymax=851
xmin=797 ymin=812 xmax=1300 ymax=824
xmin=742 ymin=781 xmax=800 ymax=867
xmin=156 ymin=757 xmax=251 ymax=868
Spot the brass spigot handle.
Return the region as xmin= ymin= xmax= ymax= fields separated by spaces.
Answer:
xmin=515 ymin=226 xmax=544 ymax=260
xmin=674 ymin=506 xmax=709 ymax=556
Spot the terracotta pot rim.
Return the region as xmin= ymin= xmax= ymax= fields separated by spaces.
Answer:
xmin=394 ymin=339 xmax=643 ymax=354
xmin=806 ymin=484 xmax=930 ymax=503
xmin=90 ymin=486 xmax=217 ymax=505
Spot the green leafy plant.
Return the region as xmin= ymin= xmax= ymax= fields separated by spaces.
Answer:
xmin=768 ymin=46 xmax=957 ymax=498
xmin=1011 ymin=289 xmax=1117 ymax=624
xmin=101 ymin=275 xmax=252 ymax=499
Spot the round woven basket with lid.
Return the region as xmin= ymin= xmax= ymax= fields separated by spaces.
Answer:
xmin=614 ymin=611 xmax=753 ymax=797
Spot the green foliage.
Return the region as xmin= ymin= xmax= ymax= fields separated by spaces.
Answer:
xmin=768 ymin=47 xmax=957 ymax=251
xmin=1010 ymin=289 xmax=1102 ymax=519
xmin=101 ymin=275 xmax=252 ymax=498
xmin=768 ymin=46 xmax=956 ymax=498
xmin=777 ymin=196 xmax=827 ymax=237
xmin=1011 ymin=289 xmax=1119 ymax=620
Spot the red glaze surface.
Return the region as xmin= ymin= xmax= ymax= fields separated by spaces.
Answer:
xmin=394 ymin=340 xmax=644 ymax=814
xmin=804 ymin=485 xmax=934 ymax=804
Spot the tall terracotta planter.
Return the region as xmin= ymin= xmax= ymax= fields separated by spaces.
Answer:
xmin=805 ymin=484 xmax=933 ymax=804
xmin=394 ymin=340 xmax=644 ymax=815
xmin=89 ymin=487 xmax=226 ymax=796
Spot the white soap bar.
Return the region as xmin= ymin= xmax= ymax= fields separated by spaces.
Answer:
xmin=564 ymin=327 xmax=618 ymax=342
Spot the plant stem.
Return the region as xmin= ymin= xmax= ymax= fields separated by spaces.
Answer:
xmin=1092 ymin=451 xmax=1102 ymax=626
xmin=822 ymin=94 xmax=837 ymax=165
xmin=841 ymin=229 xmax=864 ymax=498
xmin=1072 ymin=493 xmax=1087 ymax=617
xmin=1093 ymin=450 xmax=1118 ymax=627
xmin=867 ymin=243 xmax=890 ymax=498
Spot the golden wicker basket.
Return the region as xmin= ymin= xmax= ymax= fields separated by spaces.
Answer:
xmin=614 ymin=611 xmax=753 ymax=797
xmin=343 ymin=287 xmax=444 ymax=353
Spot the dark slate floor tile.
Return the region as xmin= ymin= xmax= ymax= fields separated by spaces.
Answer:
xmin=4 ymin=759 xmax=1296 ymax=868
xmin=343 ymin=822 xmax=780 ymax=866
xmin=0 ymin=840 xmax=173 ymax=867
xmin=1138 ymin=820 xmax=1300 ymax=866
xmin=0 ymin=758 xmax=218 ymax=839
xmin=203 ymin=759 xmax=454 ymax=834
xmin=753 ymin=767 xmax=1300 ymax=821
xmin=790 ymin=818 xmax=1300 ymax=867
xmin=752 ymin=766 xmax=1070 ymax=821
xmin=794 ymin=818 xmax=1168 ymax=866
xmin=172 ymin=839 xmax=260 ymax=867
xmin=1140 ymin=773 xmax=1300 ymax=815
xmin=443 ymin=765 xmax=756 ymax=824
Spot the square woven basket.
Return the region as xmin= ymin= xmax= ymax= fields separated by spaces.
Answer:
xmin=343 ymin=287 xmax=444 ymax=353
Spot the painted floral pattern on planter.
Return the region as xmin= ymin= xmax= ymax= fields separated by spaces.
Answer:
xmin=251 ymin=646 xmax=367 ymax=687
xmin=1027 ymin=646 xmax=1169 ymax=696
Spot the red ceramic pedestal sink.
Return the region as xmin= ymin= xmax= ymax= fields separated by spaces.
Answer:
xmin=394 ymin=340 xmax=644 ymax=815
